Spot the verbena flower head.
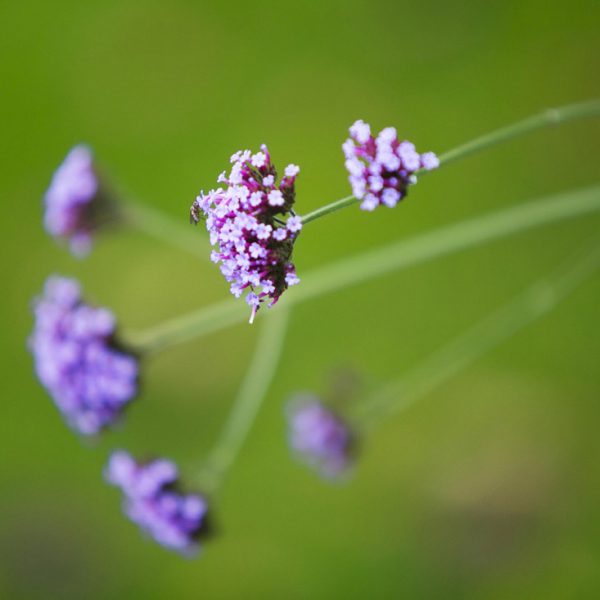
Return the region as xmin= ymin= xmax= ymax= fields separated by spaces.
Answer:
xmin=287 ymin=395 xmax=353 ymax=478
xmin=343 ymin=120 xmax=439 ymax=211
xmin=44 ymin=145 xmax=115 ymax=256
xmin=29 ymin=276 xmax=139 ymax=435
xmin=105 ymin=451 xmax=209 ymax=555
xmin=190 ymin=146 xmax=302 ymax=323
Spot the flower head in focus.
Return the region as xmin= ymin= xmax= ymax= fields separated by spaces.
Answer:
xmin=29 ymin=276 xmax=139 ymax=435
xmin=343 ymin=120 xmax=439 ymax=211
xmin=287 ymin=395 xmax=353 ymax=478
xmin=105 ymin=451 xmax=209 ymax=555
xmin=190 ymin=146 xmax=302 ymax=322
xmin=44 ymin=145 xmax=116 ymax=256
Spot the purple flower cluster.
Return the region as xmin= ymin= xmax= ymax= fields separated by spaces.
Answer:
xmin=343 ymin=120 xmax=439 ymax=211
xmin=190 ymin=146 xmax=302 ymax=322
xmin=29 ymin=276 xmax=138 ymax=435
xmin=288 ymin=396 xmax=353 ymax=478
xmin=106 ymin=451 xmax=209 ymax=554
xmin=44 ymin=145 xmax=110 ymax=256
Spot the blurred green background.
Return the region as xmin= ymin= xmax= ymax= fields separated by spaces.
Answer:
xmin=2 ymin=0 xmax=600 ymax=597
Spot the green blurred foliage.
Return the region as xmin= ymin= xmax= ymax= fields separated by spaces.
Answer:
xmin=1 ymin=0 xmax=599 ymax=597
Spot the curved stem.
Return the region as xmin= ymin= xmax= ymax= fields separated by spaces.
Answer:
xmin=123 ymin=184 xmax=600 ymax=354
xmin=299 ymin=99 xmax=600 ymax=225
xmin=194 ymin=307 xmax=290 ymax=493
xmin=121 ymin=199 xmax=209 ymax=260
xmin=353 ymin=237 xmax=600 ymax=430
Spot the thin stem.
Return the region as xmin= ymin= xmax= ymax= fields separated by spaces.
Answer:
xmin=121 ymin=199 xmax=209 ymax=260
xmin=194 ymin=307 xmax=290 ymax=493
xmin=301 ymin=195 xmax=359 ymax=225
xmin=299 ymin=99 xmax=600 ymax=225
xmin=435 ymin=99 xmax=600 ymax=167
xmin=123 ymin=184 xmax=600 ymax=354
xmin=354 ymin=237 xmax=600 ymax=430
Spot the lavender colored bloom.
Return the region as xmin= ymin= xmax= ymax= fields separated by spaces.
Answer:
xmin=190 ymin=145 xmax=302 ymax=322
xmin=44 ymin=145 xmax=115 ymax=256
xmin=343 ymin=120 xmax=439 ymax=211
xmin=29 ymin=276 xmax=138 ymax=435
xmin=105 ymin=451 xmax=209 ymax=555
xmin=287 ymin=396 xmax=353 ymax=478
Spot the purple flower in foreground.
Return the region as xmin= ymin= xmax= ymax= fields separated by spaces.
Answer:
xmin=343 ymin=120 xmax=439 ymax=211
xmin=106 ymin=451 xmax=209 ymax=555
xmin=287 ymin=396 xmax=353 ymax=478
xmin=29 ymin=276 xmax=138 ymax=435
xmin=44 ymin=145 xmax=115 ymax=256
xmin=190 ymin=146 xmax=302 ymax=323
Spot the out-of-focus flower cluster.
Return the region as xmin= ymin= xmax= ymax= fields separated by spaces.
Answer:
xmin=190 ymin=146 xmax=302 ymax=322
xmin=343 ymin=120 xmax=439 ymax=211
xmin=43 ymin=145 xmax=112 ymax=256
xmin=106 ymin=451 xmax=209 ymax=555
xmin=29 ymin=276 xmax=138 ymax=435
xmin=288 ymin=396 xmax=353 ymax=478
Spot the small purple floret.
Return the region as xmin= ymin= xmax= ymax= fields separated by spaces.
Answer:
xmin=288 ymin=396 xmax=353 ymax=478
xmin=190 ymin=146 xmax=301 ymax=323
xmin=44 ymin=145 xmax=109 ymax=256
xmin=343 ymin=120 xmax=439 ymax=211
xmin=29 ymin=276 xmax=138 ymax=435
xmin=105 ymin=451 xmax=209 ymax=555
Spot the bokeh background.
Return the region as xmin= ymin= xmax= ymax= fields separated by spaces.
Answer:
xmin=2 ymin=1 xmax=600 ymax=597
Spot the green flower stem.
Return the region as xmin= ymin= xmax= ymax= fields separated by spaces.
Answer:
xmin=300 ymin=195 xmax=359 ymax=225
xmin=123 ymin=184 xmax=600 ymax=354
xmin=121 ymin=199 xmax=209 ymax=260
xmin=353 ymin=237 xmax=600 ymax=430
xmin=299 ymin=99 xmax=600 ymax=225
xmin=194 ymin=307 xmax=290 ymax=493
xmin=125 ymin=297 xmax=245 ymax=356
xmin=435 ymin=99 xmax=600 ymax=167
